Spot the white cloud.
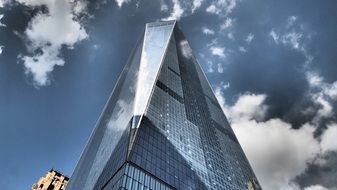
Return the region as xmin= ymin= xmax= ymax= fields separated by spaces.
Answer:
xmin=22 ymin=3 xmax=87 ymax=47
xmin=308 ymin=73 xmax=337 ymax=100
xmin=282 ymin=31 xmax=303 ymax=50
xmin=180 ymin=40 xmax=192 ymax=58
xmin=0 ymin=12 xmax=6 ymax=55
xmin=221 ymin=81 xmax=230 ymax=89
xmin=133 ymin=50 xmax=151 ymax=115
xmin=239 ymin=46 xmax=247 ymax=53
xmin=198 ymin=53 xmax=214 ymax=73
xmin=206 ymin=0 xmax=237 ymax=15
xmin=227 ymin=32 xmax=234 ymax=40
xmin=307 ymin=72 xmax=324 ymax=87
xmin=0 ymin=0 xmax=9 ymax=7
xmin=270 ymin=29 xmax=305 ymax=51
xmin=304 ymin=185 xmax=329 ymax=190
xmin=213 ymin=82 xmax=230 ymax=108
xmin=161 ymin=0 xmax=203 ymax=19
xmin=107 ymin=99 xmax=134 ymax=131
xmin=214 ymin=86 xmax=337 ymax=190
xmin=214 ymin=86 xmax=226 ymax=111
xmin=321 ymin=124 xmax=337 ymax=153
xmin=20 ymin=46 xmax=65 ymax=86
xmin=324 ymin=83 xmax=337 ymax=100
xmin=162 ymin=0 xmax=184 ymax=21
xmin=206 ymin=4 xmax=217 ymax=14
xmin=228 ymin=93 xmax=268 ymax=121
xmin=287 ymin=16 xmax=297 ymax=28
xmin=192 ymin=0 xmax=203 ymax=13
xmin=160 ymin=0 xmax=169 ymax=11
xmin=72 ymin=0 xmax=87 ymax=14
xmin=217 ymin=63 xmax=224 ymax=73
xmin=246 ymin=33 xmax=254 ymax=43
xmin=115 ymin=0 xmax=130 ymax=7
xmin=282 ymin=183 xmax=302 ymax=190
xmin=218 ymin=18 xmax=235 ymax=40
xmin=0 ymin=14 xmax=6 ymax=27
xmin=269 ymin=17 xmax=315 ymax=67
xmin=210 ymin=46 xmax=225 ymax=58
xmin=314 ymin=95 xmax=333 ymax=119
xmin=234 ymin=119 xmax=319 ymax=190
xmin=270 ymin=29 xmax=280 ymax=43
xmin=219 ymin=93 xmax=320 ymax=190
xmin=202 ymin=27 xmax=215 ymax=35
xmin=17 ymin=0 xmax=88 ymax=87
xmin=306 ymin=72 xmax=337 ymax=122
xmin=269 ymin=19 xmax=305 ymax=52
xmin=220 ymin=17 xmax=233 ymax=30
xmin=207 ymin=61 xmax=214 ymax=72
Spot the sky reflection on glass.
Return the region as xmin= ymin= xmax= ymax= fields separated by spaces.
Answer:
xmin=133 ymin=21 xmax=175 ymax=116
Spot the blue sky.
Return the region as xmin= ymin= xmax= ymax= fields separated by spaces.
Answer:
xmin=1 ymin=0 xmax=337 ymax=189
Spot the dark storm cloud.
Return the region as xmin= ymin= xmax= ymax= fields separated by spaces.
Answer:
xmin=295 ymin=152 xmax=337 ymax=189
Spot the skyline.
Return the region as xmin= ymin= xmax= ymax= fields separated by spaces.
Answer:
xmin=1 ymin=0 xmax=337 ymax=189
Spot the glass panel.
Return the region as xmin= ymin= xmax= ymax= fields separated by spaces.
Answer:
xmin=130 ymin=23 xmax=260 ymax=190
xmin=67 ymin=34 xmax=144 ymax=190
xmin=68 ymin=21 xmax=260 ymax=190
xmin=133 ymin=21 xmax=175 ymax=116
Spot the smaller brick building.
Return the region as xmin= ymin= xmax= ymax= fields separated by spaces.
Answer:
xmin=32 ymin=169 xmax=69 ymax=190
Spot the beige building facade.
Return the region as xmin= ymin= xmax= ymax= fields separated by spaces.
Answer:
xmin=31 ymin=169 xmax=68 ymax=190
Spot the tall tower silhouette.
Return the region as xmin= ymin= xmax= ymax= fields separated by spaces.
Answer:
xmin=67 ymin=21 xmax=261 ymax=190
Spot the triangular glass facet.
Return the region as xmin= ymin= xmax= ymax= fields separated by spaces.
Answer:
xmin=67 ymin=21 xmax=261 ymax=190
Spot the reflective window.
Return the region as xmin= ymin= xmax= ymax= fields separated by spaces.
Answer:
xmin=67 ymin=21 xmax=260 ymax=190
xmin=67 ymin=33 xmax=144 ymax=190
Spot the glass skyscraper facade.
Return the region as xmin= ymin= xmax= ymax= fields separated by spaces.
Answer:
xmin=67 ymin=21 xmax=261 ymax=190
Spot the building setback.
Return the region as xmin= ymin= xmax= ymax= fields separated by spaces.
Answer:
xmin=32 ymin=169 xmax=68 ymax=190
xmin=67 ymin=21 xmax=261 ymax=190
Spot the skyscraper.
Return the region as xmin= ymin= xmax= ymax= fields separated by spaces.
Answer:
xmin=67 ymin=21 xmax=260 ymax=190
